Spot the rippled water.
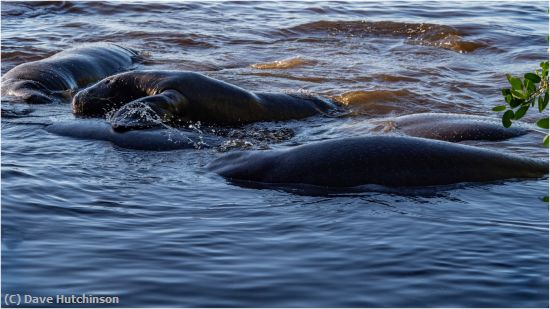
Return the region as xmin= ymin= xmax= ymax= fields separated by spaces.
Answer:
xmin=2 ymin=1 xmax=549 ymax=307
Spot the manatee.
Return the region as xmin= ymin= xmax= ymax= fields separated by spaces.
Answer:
xmin=1 ymin=43 xmax=140 ymax=104
xmin=71 ymin=70 xmax=338 ymax=131
xmin=372 ymin=113 xmax=529 ymax=142
xmin=45 ymin=119 xmax=220 ymax=151
xmin=208 ymin=136 xmax=548 ymax=187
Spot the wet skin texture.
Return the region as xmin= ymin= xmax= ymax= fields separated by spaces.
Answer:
xmin=373 ymin=113 xmax=529 ymax=142
xmin=45 ymin=119 xmax=221 ymax=151
xmin=72 ymin=70 xmax=339 ymax=131
xmin=208 ymin=136 xmax=549 ymax=188
xmin=1 ymin=43 xmax=140 ymax=104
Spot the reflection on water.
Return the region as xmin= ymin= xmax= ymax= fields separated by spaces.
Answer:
xmin=251 ymin=56 xmax=318 ymax=70
xmin=1 ymin=1 xmax=549 ymax=307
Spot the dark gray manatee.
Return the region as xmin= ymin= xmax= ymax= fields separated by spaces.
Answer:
xmin=72 ymin=70 xmax=338 ymax=131
xmin=372 ymin=113 xmax=529 ymax=142
xmin=45 ymin=119 xmax=221 ymax=151
xmin=1 ymin=43 xmax=140 ymax=104
xmin=208 ymin=136 xmax=548 ymax=187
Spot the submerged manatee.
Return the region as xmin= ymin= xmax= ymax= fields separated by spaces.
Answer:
xmin=373 ymin=113 xmax=529 ymax=142
xmin=208 ymin=136 xmax=548 ymax=187
xmin=72 ymin=70 xmax=339 ymax=131
xmin=45 ymin=119 xmax=220 ymax=151
xmin=1 ymin=43 xmax=140 ymax=104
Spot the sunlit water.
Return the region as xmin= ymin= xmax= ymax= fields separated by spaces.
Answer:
xmin=1 ymin=1 xmax=549 ymax=307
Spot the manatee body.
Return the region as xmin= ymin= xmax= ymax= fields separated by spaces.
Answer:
xmin=208 ymin=136 xmax=548 ymax=187
xmin=72 ymin=70 xmax=338 ymax=131
xmin=373 ymin=113 xmax=529 ymax=142
xmin=1 ymin=43 xmax=140 ymax=104
xmin=45 ymin=119 xmax=220 ymax=151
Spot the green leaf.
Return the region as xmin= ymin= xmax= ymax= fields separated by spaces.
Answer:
xmin=539 ymin=95 xmax=549 ymax=112
xmin=502 ymin=110 xmax=514 ymax=128
xmin=505 ymin=94 xmax=512 ymax=104
xmin=507 ymin=75 xmax=523 ymax=91
xmin=509 ymin=97 xmax=523 ymax=108
xmin=544 ymin=134 xmax=549 ymax=147
xmin=536 ymin=117 xmax=549 ymax=129
xmin=511 ymin=89 xmax=525 ymax=99
xmin=545 ymin=90 xmax=549 ymax=105
xmin=524 ymin=72 xmax=541 ymax=83
xmin=543 ymin=195 xmax=549 ymax=203
xmin=501 ymin=89 xmax=511 ymax=96
xmin=524 ymin=78 xmax=536 ymax=93
xmin=541 ymin=61 xmax=549 ymax=77
xmin=514 ymin=105 xmax=529 ymax=120
xmin=492 ymin=105 xmax=507 ymax=112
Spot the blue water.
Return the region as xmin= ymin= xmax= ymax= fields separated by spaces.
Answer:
xmin=2 ymin=1 xmax=549 ymax=307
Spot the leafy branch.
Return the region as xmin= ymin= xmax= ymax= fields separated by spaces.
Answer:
xmin=493 ymin=60 xmax=549 ymax=147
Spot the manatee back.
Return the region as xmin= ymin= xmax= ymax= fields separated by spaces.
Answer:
xmin=2 ymin=43 xmax=139 ymax=94
xmin=45 ymin=119 xmax=219 ymax=151
xmin=210 ymin=136 xmax=548 ymax=187
xmin=392 ymin=113 xmax=529 ymax=142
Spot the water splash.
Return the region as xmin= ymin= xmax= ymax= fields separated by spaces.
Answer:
xmin=216 ymin=125 xmax=296 ymax=152
xmin=106 ymin=103 xmax=210 ymax=149
xmin=106 ymin=102 xmax=164 ymax=128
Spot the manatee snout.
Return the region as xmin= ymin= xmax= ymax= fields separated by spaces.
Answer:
xmin=72 ymin=86 xmax=125 ymax=117
xmin=72 ymin=90 xmax=103 ymax=117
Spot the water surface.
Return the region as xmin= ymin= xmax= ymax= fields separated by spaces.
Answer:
xmin=2 ymin=1 xmax=549 ymax=307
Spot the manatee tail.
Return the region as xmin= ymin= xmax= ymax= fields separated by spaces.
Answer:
xmin=527 ymin=158 xmax=549 ymax=176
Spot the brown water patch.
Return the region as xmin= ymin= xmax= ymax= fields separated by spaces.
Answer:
xmin=406 ymin=35 xmax=486 ymax=54
xmin=227 ymin=38 xmax=271 ymax=45
xmin=332 ymin=89 xmax=443 ymax=116
xmin=284 ymin=20 xmax=487 ymax=53
xmin=334 ymin=89 xmax=413 ymax=105
xmin=1 ymin=49 xmax=49 ymax=64
xmin=1 ymin=46 xmax=54 ymax=72
xmin=371 ymin=73 xmax=420 ymax=83
xmin=4 ymin=1 xmax=184 ymax=17
xmin=245 ymin=72 xmax=327 ymax=83
xmin=122 ymin=31 xmax=214 ymax=48
xmin=251 ymin=57 xmax=318 ymax=70
xmin=69 ymin=30 xmax=215 ymax=49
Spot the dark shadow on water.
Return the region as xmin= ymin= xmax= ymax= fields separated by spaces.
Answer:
xmin=222 ymin=177 xmax=548 ymax=199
